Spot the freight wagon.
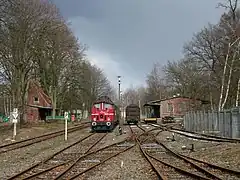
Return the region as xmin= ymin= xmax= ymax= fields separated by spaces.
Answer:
xmin=125 ymin=104 xmax=140 ymax=125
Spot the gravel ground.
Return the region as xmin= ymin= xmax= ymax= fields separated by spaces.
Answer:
xmin=0 ymin=121 xmax=83 ymax=144
xmin=156 ymin=130 xmax=240 ymax=171
xmin=80 ymin=146 xmax=158 ymax=180
xmin=0 ymin=127 xmax=90 ymax=179
xmin=89 ymin=125 xmax=132 ymax=152
xmin=186 ymin=143 xmax=240 ymax=171
xmin=3 ymin=123 xmax=238 ymax=180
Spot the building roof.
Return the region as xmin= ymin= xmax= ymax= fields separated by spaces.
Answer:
xmin=27 ymin=104 xmax=52 ymax=109
xmin=143 ymin=100 xmax=161 ymax=107
xmin=160 ymin=96 xmax=210 ymax=104
xmin=143 ymin=96 xmax=210 ymax=106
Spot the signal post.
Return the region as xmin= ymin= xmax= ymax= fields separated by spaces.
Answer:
xmin=64 ymin=112 xmax=68 ymax=141
xmin=12 ymin=108 xmax=18 ymax=141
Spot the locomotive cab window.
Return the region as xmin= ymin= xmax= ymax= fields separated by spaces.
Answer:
xmin=104 ymin=104 xmax=112 ymax=109
xmin=94 ymin=103 xmax=101 ymax=109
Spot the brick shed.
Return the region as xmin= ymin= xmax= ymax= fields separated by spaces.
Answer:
xmin=160 ymin=96 xmax=209 ymax=118
xmin=25 ymin=81 xmax=52 ymax=122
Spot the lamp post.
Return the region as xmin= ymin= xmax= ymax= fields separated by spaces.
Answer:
xmin=118 ymin=76 xmax=121 ymax=102
xmin=118 ymin=76 xmax=122 ymax=127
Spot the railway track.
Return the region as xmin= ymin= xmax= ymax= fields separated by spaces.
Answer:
xmin=179 ymin=154 xmax=240 ymax=179
xmin=6 ymin=132 xmax=96 ymax=180
xmin=171 ymin=127 xmax=240 ymax=143
xmin=57 ymin=139 xmax=135 ymax=179
xmin=150 ymin=123 xmax=240 ymax=143
xmin=129 ymin=124 xmax=240 ymax=180
xmin=7 ymin=130 xmax=135 ymax=180
xmin=152 ymin=139 xmax=240 ymax=180
xmin=0 ymin=123 xmax=90 ymax=154
xmin=137 ymin=130 xmax=211 ymax=179
xmin=23 ymin=133 xmax=109 ymax=179
xmin=5 ymin=122 xmax=239 ymax=180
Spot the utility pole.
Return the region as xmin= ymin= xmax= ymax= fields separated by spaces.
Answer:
xmin=139 ymin=99 xmax=141 ymax=119
xmin=118 ymin=76 xmax=123 ymax=129
xmin=118 ymin=76 xmax=121 ymax=119
xmin=118 ymin=76 xmax=121 ymax=102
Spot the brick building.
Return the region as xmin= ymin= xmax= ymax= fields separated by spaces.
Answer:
xmin=25 ymin=81 xmax=52 ymax=122
xmin=160 ymin=96 xmax=209 ymax=118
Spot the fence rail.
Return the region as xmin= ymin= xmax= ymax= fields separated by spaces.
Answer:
xmin=184 ymin=107 xmax=240 ymax=138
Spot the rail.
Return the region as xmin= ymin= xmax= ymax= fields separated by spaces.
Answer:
xmin=0 ymin=124 xmax=89 ymax=154
xmin=130 ymin=123 xmax=240 ymax=179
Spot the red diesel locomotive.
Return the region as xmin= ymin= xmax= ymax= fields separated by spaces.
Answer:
xmin=91 ymin=96 xmax=119 ymax=131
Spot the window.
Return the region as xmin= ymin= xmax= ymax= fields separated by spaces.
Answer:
xmin=94 ymin=103 xmax=100 ymax=109
xmin=179 ymin=102 xmax=186 ymax=112
xmin=167 ymin=103 xmax=173 ymax=112
xmin=104 ymin=103 xmax=112 ymax=109
xmin=34 ymin=97 xmax=39 ymax=103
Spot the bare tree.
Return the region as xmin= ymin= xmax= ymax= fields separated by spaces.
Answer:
xmin=0 ymin=0 xmax=65 ymax=123
xmin=34 ymin=21 xmax=83 ymax=117
xmin=218 ymin=38 xmax=240 ymax=110
xmin=182 ymin=7 xmax=240 ymax=110
xmin=121 ymin=86 xmax=148 ymax=115
xmin=0 ymin=0 xmax=116 ymax=124
xmin=89 ymin=64 xmax=114 ymax=98
xmin=145 ymin=63 xmax=169 ymax=101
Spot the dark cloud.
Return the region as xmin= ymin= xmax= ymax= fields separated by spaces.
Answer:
xmin=52 ymin=0 xmax=225 ymax=89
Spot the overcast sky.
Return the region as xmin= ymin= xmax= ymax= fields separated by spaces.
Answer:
xmin=52 ymin=0 xmax=225 ymax=91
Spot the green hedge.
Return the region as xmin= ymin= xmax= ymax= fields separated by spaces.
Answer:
xmin=0 ymin=114 xmax=9 ymax=122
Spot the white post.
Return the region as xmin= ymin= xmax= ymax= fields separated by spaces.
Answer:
xmin=12 ymin=108 xmax=18 ymax=141
xmin=64 ymin=112 xmax=68 ymax=141
xmin=13 ymin=122 xmax=17 ymax=139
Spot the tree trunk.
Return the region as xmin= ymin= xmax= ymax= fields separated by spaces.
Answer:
xmin=7 ymin=96 xmax=9 ymax=116
xmin=236 ymin=77 xmax=240 ymax=107
xmin=218 ymin=44 xmax=230 ymax=111
xmin=221 ymin=41 xmax=240 ymax=109
xmin=3 ymin=95 xmax=7 ymax=115
xmin=221 ymin=56 xmax=235 ymax=109
xmin=210 ymin=91 xmax=214 ymax=111
xmin=22 ymin=80 xmax=30 ymax=122
xmin=51 ymin=87 xmax=57 ymax=118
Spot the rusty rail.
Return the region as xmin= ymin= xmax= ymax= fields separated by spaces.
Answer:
xmin=67 ymin=144 xmax=135 ymax=180
xmin=129 ymin=125 xmax=167 ymax=179
xmin=132 ymin=124 xmax=224 ymax=179
xmin=179 ymin=154 xmax=240 ymax=176
xmin=0 ymin=124 xmax=89 ymax=154
xmin=136 ymin=124 xmax=147 ymax=132
xmin=6 ymin=133 xmax=94 ymax=180
xmin=152 ymin=123 xmax=240 ymax=143
xmin=136 ymin=138 xmax=167 ymax=180
xmin=155 ymin=139 xmax=222 ymax=179
xmin=171 ymin=127 xmax=240 ymax=143
xmin=53 ymin=133 xmax=108 ymax=179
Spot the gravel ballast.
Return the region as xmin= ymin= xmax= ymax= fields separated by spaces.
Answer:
xmin=0 ymin=127 xmax=90 ymax=179
xmin=80 ymin=146 xmax=158 ymax=180
xmin=0 ymin=122 xmax=84 ymax=144
xmin=156 ymin=130 xmax=240 ymax=171
xmin=1 ymin=123 xmax=239 ymax=180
